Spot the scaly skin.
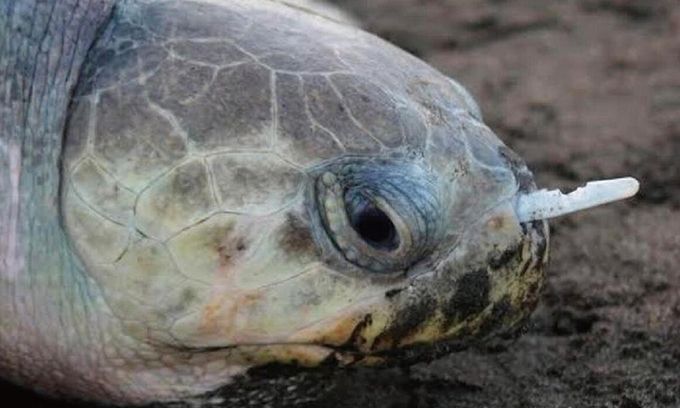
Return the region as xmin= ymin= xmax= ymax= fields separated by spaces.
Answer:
xmin=1 ymin=0 xmax=548 ymax=405
xmin=0 ymin=0 xmax=120 ymax=399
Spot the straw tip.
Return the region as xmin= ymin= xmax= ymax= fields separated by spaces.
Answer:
xmin=602 ymin=176 xmax=640 ymax=199
xmin=625 ymin=177 xmax=640 ymax=196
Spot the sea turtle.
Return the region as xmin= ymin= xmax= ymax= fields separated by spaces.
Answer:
xmin=0 ymin=0 xmax=638 ymax=406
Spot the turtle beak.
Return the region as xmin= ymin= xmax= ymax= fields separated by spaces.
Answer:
xmin=514 ymin=177 xmax=640 ymax=223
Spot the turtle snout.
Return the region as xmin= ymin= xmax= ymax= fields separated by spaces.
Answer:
xmin=309 ymin=157 xmax=443 ymax=275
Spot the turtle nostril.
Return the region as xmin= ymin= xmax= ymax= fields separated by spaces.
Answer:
xmin=351 ymin=205 xmax=399 ymax=250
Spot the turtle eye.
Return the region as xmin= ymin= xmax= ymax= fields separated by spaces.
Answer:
xmin=347 ymin=195 xmax=400 ymax=251
xmin=312 ymin=158 xmax=442 ymax=274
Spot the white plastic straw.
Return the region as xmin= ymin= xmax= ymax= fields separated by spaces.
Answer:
xmin=516 ymin=177 xmax=640 ymax=222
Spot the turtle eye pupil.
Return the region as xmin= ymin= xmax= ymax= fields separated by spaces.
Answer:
xmin=351 ymin=206 xmax=399 ymax=250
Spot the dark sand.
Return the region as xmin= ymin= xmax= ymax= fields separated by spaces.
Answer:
xmin=3 ymin=0 xmax=679 ymax=407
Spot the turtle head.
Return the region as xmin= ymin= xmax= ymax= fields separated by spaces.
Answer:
xmin=293 ymin=133 xmax=550 ymax=365
xmin=285 ymin=132 xmax=638 ymax=365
